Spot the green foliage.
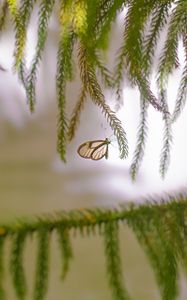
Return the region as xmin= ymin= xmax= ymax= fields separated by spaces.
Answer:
xmin=0 ymin=0 xmax=8 ymax=31
xmin=57 ymin=227 xmax=73 ymax=280
xmin=10 ymin=231 xmax=27 ymax=300
xmin=130 ymin=97 xmax=148 ymax=180
xmin=2 ymin=0 xmax=187 ymax=176
xmin=78 ymin=45 xmax=128 ymax=159
xmin=0 ymin=237 xmax=5 ymax=300
xmin=34 ymin=230 xmax=50 ymax=300
xmin=159 ymin=89 xmax=172 ymax=178
xmin=2 ymin=2 xmax=187 ymax=299
xmin=0 ymin=195 xmax=186 ymax=299
xmin=26 ymin=0 xmax=55 ymax=111
xmin=104 ymin=221 xmax=130 ymax=300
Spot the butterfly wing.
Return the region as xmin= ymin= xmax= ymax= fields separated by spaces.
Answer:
xmin=77 ymin=140 xmax=108 ymax=160
xmin=91 ymin=143 xmax=108 ymax=160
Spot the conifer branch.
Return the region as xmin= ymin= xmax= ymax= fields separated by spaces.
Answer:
xmin=0 ymin=0 xmax=8 ymax=32
xmin=26 ymin=0 xmax=55 ymax=112
xmin=159 ymin=90 xmax=172 ymax=178
xmin=95 ymin=0 xmax=124 ymax=50
xmin=130 ymin=97 xmax=149 ymax=180
xmin=14 ymin=0 xmax=36 ymax=70
xmin=34 ymin=230 xmax=50 ymax=300
xmin=0 ymin=237 xmax=5 ymax=300
xmin=56 ymin=0 xmax=76 ymax=161
xmin=104 ymin=221 xmax=130 ymax=300
xmin=78 ymin=44 xmax=128 ymax=159
xmin=158 ymin=0 xmax=187 ymax=88
xmin=94 ymin=51 xmax=114 ymax=88
xmin=143 ymin=1 xmax=172 ymax=74
xmin=172 ymin=32 xmax=187 ymax=123
xmin=128 ymin=213 xmax=178 ymax=300
xmin=68 ymin=86 xmax=87 ymax=141
xmin=10 ymin=231 xmax=27 ymax=300
xmin=57 ymin=227 xmax=73 ymax=280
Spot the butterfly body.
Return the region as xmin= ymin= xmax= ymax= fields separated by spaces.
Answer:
xmin=77 ymin=138 xmax=110 ymax=160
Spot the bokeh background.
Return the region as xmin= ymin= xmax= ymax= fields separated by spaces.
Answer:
xmin=0 ymin=6 xmax=187 ymax=299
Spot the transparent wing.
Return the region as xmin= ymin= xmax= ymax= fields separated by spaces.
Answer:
xmin=77 ymin=142 xmax=95 ymax=159
xmin=77 ymin=140 xmax=107 ymax=159
xmin=91 ymin=143 xmax=108 ymax=160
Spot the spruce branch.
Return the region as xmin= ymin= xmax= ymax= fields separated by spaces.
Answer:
xmin=10 ymin=231 xmax=27 ymax=300
xmin=57 ymin=227 xmax=73 ymax=280
xmin=104 ymin=221 xmax=130 ymax=300
xmin=68 ymin=86 xmax=87 ymax=141
xmin=130 ymin=97 xmax=149 ymax=180
xmin=78 ymin=44 xmax=128 ymax=159
xmin=34 ymin=230 xmax=50 ymax=300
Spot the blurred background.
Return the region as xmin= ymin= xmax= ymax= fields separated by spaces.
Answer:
xmin=0 ymin=5 xmax=187 ymax=300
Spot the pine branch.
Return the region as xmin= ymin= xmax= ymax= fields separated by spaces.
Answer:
xmin=68 ymin=86 xmax=87 ymax=141
xmin=34 ymin=230 xmax=50 ymax=300
xmin=104 ymin=221 xmax=130 ymax=300
xmin=130 ymin=97 xmax=149 ymax=180
xmin=26 ymin=0 xmax=55 ymax=112
xmin=10 ymin=231 xmax=27 ymax=300
xmin=78 ymin=44 xmax=128 ymax=159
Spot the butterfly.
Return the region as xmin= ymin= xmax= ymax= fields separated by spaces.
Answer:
xmin=77 ymin=138 xmax=110 ymax=160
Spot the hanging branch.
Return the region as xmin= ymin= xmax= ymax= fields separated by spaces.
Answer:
xmin=57 ymin=227 xmax=73 ymax=280
xmin=34 ymin=230 xmax=50 ymax=300
xmin=158 ymin=0 xmax=187 ymax=88
xmin=10 ymin=231 xmax=27 ymax=300
xmin=159 ymin=89 xmax=172 ymax=178
xmin=0 ymin=194 xmax=185 ymax=300
xmin=78 ymin=44 xmax=128 ymax=159
xmin=171 ymin=29 xmax=187 ymax=123
xmin=26 ymin=0 xmax=55 ymax=112
xmin=130 ymin=97 xmax=149 ymax=180
xmin=104 ymin=221 xmax=130 ymax=300
xmin=142 ymin=1 xmax=172 ymax=75
xmin=0 ymin=0 xmax=8 ymax=32
xmin=68 ymin=86 xmax=87 ymax=141
xmin=127 ymin=212 xmax=178 ymax=300
xmin=0 ymin=237 xmax=5 ymax=300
